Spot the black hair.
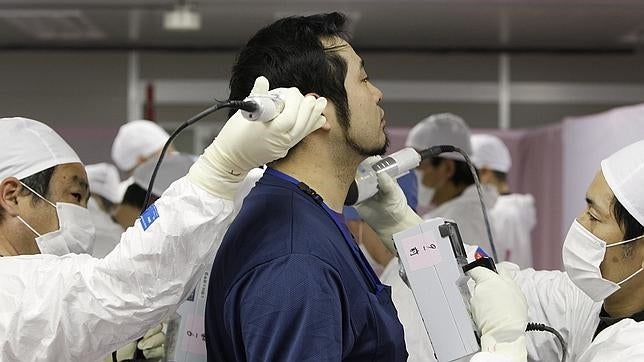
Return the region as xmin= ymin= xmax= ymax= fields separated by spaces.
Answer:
xmin=612 ymin=196 xmax=644 ymax=257
xmin=492 ymin=170 xmax=507 ymax=183
xmin=0 ymin=166 xmax=56 ymax=221
xmin=19 ymin=166 xmax=57 ymax=205
xmin=228 ymin=12 xmax=351 ymax=130
xmin=121 ymin=183 xmax=148 ymax=210
xmin=430 ymin=157 xmax=475 ymax=187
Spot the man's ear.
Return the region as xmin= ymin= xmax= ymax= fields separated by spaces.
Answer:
xmin=0 ymin=178 xmax=23 ymax=217
xmin=444 ymin=159 xmax=456 ymax=179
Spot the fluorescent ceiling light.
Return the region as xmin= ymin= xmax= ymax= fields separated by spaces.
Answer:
xmin=164 ymin=4 xmax=201 ymax=31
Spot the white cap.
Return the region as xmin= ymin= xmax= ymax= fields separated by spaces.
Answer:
xmin=85 ymin=163 xmax=121 ymax=203
xmin=405 ymin=113 xmax=472 ymax=160
xmin=111 ymin=120 xmax=170 ymax=172
xmin=133 ymin=153 xmax=194 ymax=197
xmin=601 ymin=140 xmax=644 ymax=226
xmin=0 ymin=117 xmax=81 ymax=182
xmin=470 ymin=134 xmax=512 ymax=172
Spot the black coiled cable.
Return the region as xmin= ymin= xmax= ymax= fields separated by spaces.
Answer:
xmin=526 ymin=322 xmax=567 ymax=362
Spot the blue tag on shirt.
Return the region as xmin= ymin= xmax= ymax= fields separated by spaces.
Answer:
xmin=140 ymin=204 xmax=159 ymax=231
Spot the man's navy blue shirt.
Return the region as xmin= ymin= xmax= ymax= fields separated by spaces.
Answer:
xmin=205 ymin=169 xmax=407 ymax=361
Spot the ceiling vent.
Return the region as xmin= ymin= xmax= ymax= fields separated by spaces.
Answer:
xmin=0 ymin=9 xmax=105 ymax=40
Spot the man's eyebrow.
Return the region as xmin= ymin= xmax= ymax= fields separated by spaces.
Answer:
xmin=586 ymin=196 xmax=606 ymax=215
xmin=72 ymin=175 xmax=89 ymax=191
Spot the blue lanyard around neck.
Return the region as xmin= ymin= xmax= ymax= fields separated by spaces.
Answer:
xmin=264 ymin=168 xmax=385 ymax=294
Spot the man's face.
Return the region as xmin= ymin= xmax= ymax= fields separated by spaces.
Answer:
xmin=330 ymin=38 xmax=387 ymax=157
xmin=416 ymin=158 xmax=451 ymax=190
xmin=10 ymin=163 xmax=89 ymax=254
xmin=577 ymin=171 xmax=643 ymax=287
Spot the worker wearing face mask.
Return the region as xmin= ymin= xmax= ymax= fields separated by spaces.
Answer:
xmin=362 ymin=139 xmax=644 ymax=361
xmin=471 ymin=134 xmax=536 ymax=267
xmin=111 ymin=119 xmax=176 ymax=201
xmin=498 ymin=139 xmax=644 ymax=361
xmin=0 ymin=77 xmax=327 ymax=361
xmin=85 ymin=163 xmax=124 ymax=258
xmin=406 ymin=113 xmax=498 ymax=252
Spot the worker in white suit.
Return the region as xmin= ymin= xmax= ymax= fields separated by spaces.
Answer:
xmin=85 ymin=163 xmax=124 ymax=258
xmin=471 ymin=134 xmax=536 ymax=267
xmin=360 ymin=139 xmax=644 ymax=361
xmin=0 ymin=76 xmax=328 ymax=361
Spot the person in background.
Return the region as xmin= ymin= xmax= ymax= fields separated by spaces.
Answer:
xmin=406 ymin=113 xmax=497 ymax=250
xmin=85 ymin=163 xmax=123 ymax=258
xmin=112 ymin=153 xmax=194 ymax=232
xmin=111 ymin=120 xmax=175 ymax=200
xmin=471 ymin=134 xmax=536 ymax=268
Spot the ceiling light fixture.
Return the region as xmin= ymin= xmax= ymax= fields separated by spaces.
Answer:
xmin=164 ymin=2 xmax=201 ymax=31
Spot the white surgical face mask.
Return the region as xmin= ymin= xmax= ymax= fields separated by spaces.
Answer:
xmin=17 ymin=182 xmax=96 ymax=256
xmin=563 ymin=220 xmax=644 ymax=302
xmin=415 ymin=170 xmax=435 ymax=209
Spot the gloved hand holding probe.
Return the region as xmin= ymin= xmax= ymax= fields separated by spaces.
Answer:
xmin=355 ymin=170 xmax=423 ymax=253
xmin=188 ymin=76 xmax=328 ymax=199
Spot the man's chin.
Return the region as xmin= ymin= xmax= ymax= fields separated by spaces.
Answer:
xmin=345 ymin=130 xmax=389 ymax=157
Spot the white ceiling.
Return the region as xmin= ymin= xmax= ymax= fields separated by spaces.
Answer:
xmin=1 ymin=0 xmax=644 ymax=52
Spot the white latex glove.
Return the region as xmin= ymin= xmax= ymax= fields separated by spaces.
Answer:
xmin=102 ymin=341 xmax=136 ymax=362
xmin=101 ymin=324 xmax=165 ymax=361
xmin=468 ymin=266 xmax=528 ymax=362
xmin=137 ymin=324 xmax=166 ymax=359
xmin=354 ymin=170 xmax=423 ymax=253
xmin=188 ymin=76 xmax=327 ymax=199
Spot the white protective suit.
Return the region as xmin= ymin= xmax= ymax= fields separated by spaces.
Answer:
xmin=423 ymin=184 xmax=499 ymax=253
xmin=491 ymin=193 xmax=536 ymax=268
xmin=504 ymin=263 xmax=644 ymax=361
xmin=379 ymin=183 xmax=497 ymax=361
xmin=87 ymin=196 xmax=124 ymax=258
xmin=0 ymin=178 xmax=234 ymax=361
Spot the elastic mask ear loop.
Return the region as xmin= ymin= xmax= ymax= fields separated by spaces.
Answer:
xmin=617 ymin=266 xmax=644 ymax=286
xmin=17 ymin=181 xmax=55 ymax=237
xmin=606 ymin=234 xmax=644 ymax=248
xmin=16 ymin=215 xmax=42 ymax=237
xmin=608 ymin=236 xmax=644 ymax=286
xmin=19 ymin=182 xmax=56 ymax=208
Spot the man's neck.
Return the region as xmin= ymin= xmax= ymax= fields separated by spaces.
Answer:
xmin=0 ymin=239 xmax=17 ymax=256
xmin=603 ymin=276 xmax=644 ymax=318
xmin=0 ymin=221 xmax=40 ymax=256
xmin=271 ymin=143 xmax=363 ymax=213
xmin=112 ymin=205 xmax=139 ymax=230
xmin=433 ymin=182 xmax=468 ymax=208
xmin=494 ymin=180 xmax=510 ymax=195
